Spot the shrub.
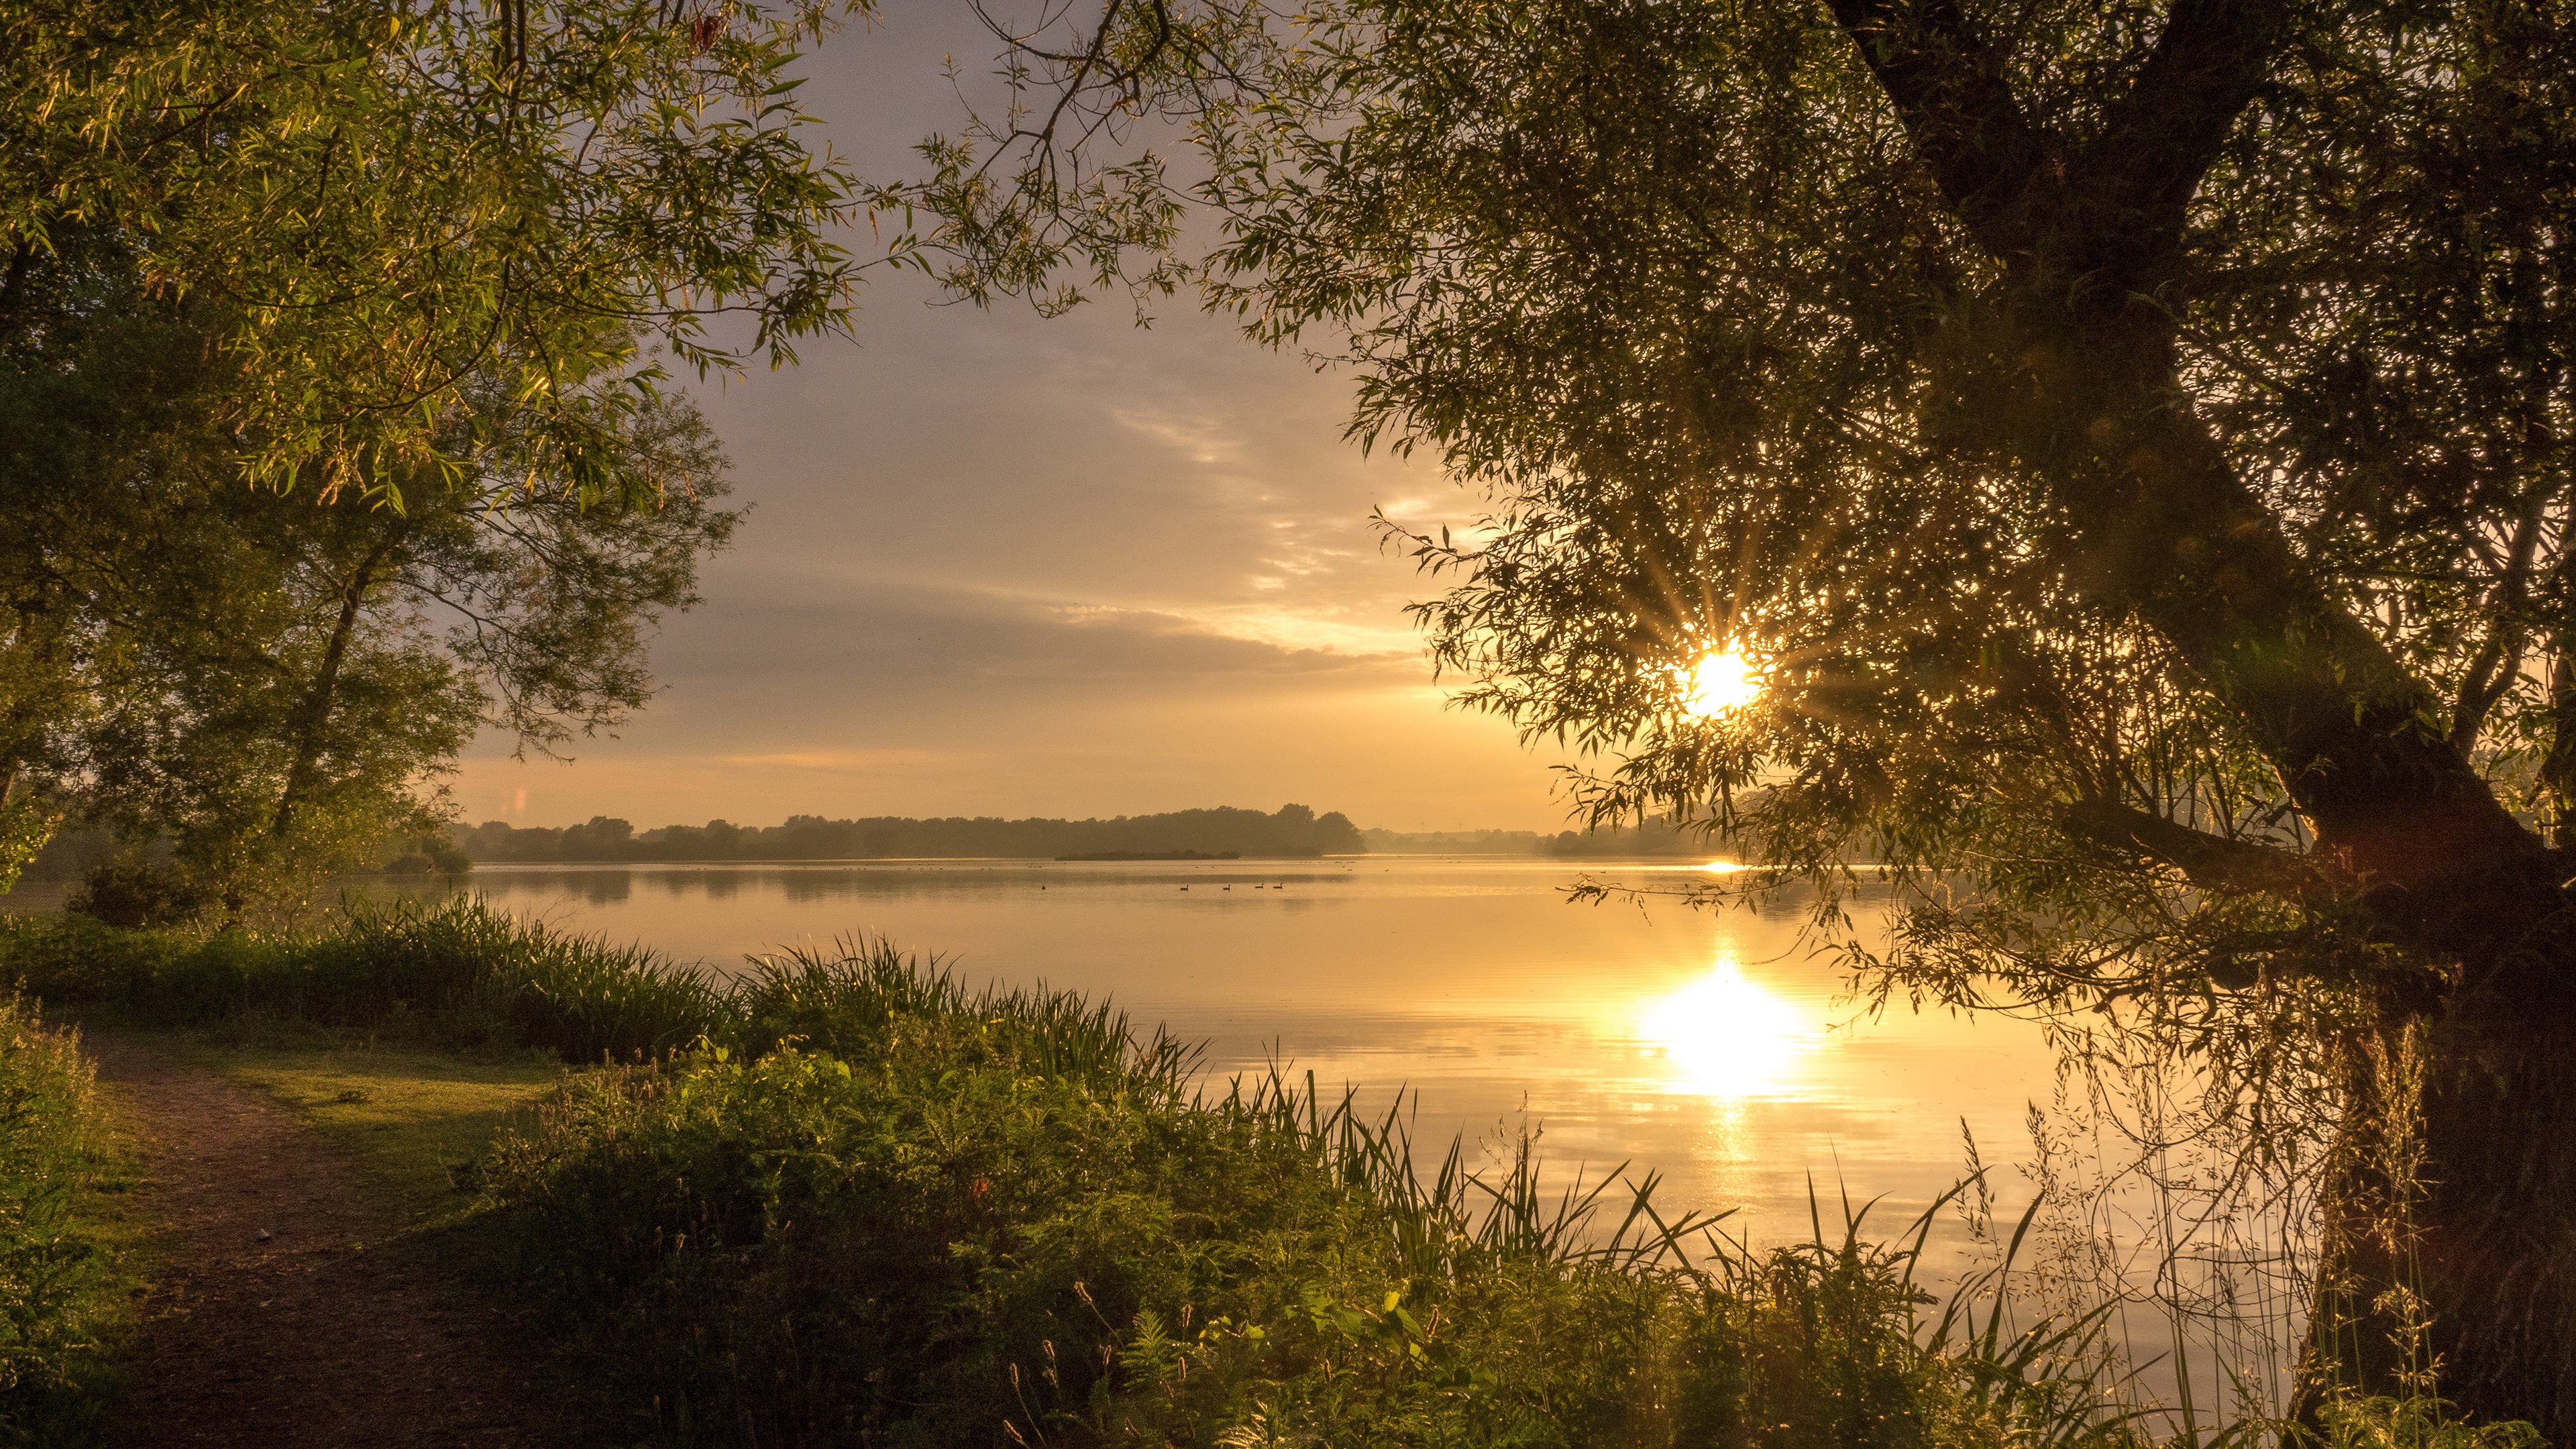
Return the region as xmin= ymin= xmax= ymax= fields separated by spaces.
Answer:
xmin=0 ymin=997 xmax=129 ymax=1444
xmin=62 ymin=859 xmax=205 ymax=930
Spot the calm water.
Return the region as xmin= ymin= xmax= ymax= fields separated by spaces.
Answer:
xmin=419 ymin=855 xmax=2059 ymax=1247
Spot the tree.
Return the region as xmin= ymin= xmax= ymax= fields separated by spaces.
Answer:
xmin=1 ymin=0 xmax=902 ymax=504
xmin=1 ymin=0 xmax=883 ymax=885
xmin=919 ymin=0 xmax=2576 ymax=1430
xmin=1 ymin=236 xmax=736 ymax=912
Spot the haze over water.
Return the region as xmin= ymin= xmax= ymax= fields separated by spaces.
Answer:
xmin=435 ymin=854 xmax=2060 ymax=1246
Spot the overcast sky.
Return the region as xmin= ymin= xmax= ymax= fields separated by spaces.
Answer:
xmin=449 ymin=3 xmax=1577 ymax=833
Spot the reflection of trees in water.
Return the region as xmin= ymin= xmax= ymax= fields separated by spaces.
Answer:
xmin=780 ymin=873 xmax=871 ymax=905
xmin=562 ymin=873 xmax=633 ymax=907
xmin=455 ymin=865 xmax=1378 ymax=914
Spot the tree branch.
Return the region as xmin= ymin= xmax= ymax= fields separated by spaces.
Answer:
xmin=2076 ymin=0 xmax=2290 ymax=282
xmin=1820 ymin=0 xmax=2051 ymax=250
xmin=2059 ymin=797 xmax=2322 ymax=901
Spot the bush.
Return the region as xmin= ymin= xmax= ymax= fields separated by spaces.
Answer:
xmin=62 ymin=858 xmax=206 ymax=930
xmin=0 ymin=997 xmax=129 ymax=1444
xmin=478 ymin=943 xmax=2130 ymax=1449
xmin=379 ymin=834 xmax=472 ymax=876
xmin=0 ymin=898 xmax=724 ymax=1063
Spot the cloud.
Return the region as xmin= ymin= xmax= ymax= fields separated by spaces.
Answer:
xmin=441 ymin=12 xmax=1574 ymax=833
xmin=653 ymin=579 xmax=1413 ymax=697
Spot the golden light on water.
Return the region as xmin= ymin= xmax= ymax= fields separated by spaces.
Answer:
xmin=1637 ymin=951 xmax=1815 ymax=1099
xmin=1682 ymin=649 xmax=1764 ymax=717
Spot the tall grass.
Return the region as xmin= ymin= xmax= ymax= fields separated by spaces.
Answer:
xmin=731 ymin=938 xmax=1199 ymax=1098
xmin=0 ymin=996 xmax=129 ymax=1446
xmin=477 ymin=936 xmax=2158 ymax=1449
xmin=0 ymin=898 xmax=724 ymax=1063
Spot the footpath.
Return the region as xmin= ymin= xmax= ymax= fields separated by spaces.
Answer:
xmin=85 ymin=1037 xmax=543 ymax=1448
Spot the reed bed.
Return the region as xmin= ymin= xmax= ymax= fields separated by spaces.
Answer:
xmin=0 ymin=898 xmax=724 ymax=1062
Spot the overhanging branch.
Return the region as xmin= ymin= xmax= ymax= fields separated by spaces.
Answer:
xmin=2059 ymin=797 xmax=2320 ymax=901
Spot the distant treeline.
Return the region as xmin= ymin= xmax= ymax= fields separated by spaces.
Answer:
xmin=451 ymin=804 xmax=1364 ymax=863
xmin=1545 ymin=818 xmax=1717 ymax=857
xmin=1361 ymin=828 xmax=1545 ymax=855
xmin=1361 ymin=821 xmax=1721 ymax=858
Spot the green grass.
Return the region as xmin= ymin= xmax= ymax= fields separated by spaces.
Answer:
xmin=167 ymin=1036 xmax=561 ymax=1225
xmin=0 ymin=998 xmax=143 ymax=1447
xmin=0 ymin=898 xmax=725 ymax=1064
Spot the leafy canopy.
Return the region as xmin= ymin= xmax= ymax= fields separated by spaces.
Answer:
xmin=908 ymin=14 xmax=2576 ymax=1396
xmin=1 ymin=0 xmax=908 ymax=505
xmin=917 ymin=0 xmax=2576 ymax=1012
xmin=1 ymin=227 xmax=737 ymax=913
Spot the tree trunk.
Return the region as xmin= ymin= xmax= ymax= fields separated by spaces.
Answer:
xmin=1810 ymin=0 xmax=2576 ymax=1421
xmin=2306 ymin=938 xmax=2576 ymax=1436
xmin=270 ymin=539 xmax=395 ymax=843
xmin=2030 ymin=295 xmax=2576 ymax=1436
xmin=1898 ymin=117 xmax=2576 ymax=1449
xmin=2412 ymin=997 xmax=2576 ymax=1434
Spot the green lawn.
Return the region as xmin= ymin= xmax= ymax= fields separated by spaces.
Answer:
xmin=171 ymin=1038 xmax=565 ymax=1224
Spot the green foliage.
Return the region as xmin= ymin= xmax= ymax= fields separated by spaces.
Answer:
xmin=62 ymin=857 xmax=208 ymax=931
xmin=0 ymin=0 xmax=904 ymax=504
xmin=380 ymin=831 xmax=472 ymax=877
xmin=0 ymin=246 xmax=739 ymax=912
xmin=0 ymin=998 xmax=130 ymax=1444
xmin=0 ymin=899 xmax=724 ymax=1063
xmin=920 ymin=0 xmax=2576 ymax=908
xmin=906 ymin=3 xmax=2576 ymax=1410
xmin=2315 ymin=1395 xmax=2549 ymax=1449
xmin=0 ymin=801 xmax=52 ymax=898
xmin=453 ymin=802 xmax=1366 ymax=863
xmin=477 ymin=940 xmax=2142 ymax=1448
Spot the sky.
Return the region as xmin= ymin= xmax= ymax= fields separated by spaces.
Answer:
xmin=448 ymin=4 xmax=1578 ymax=834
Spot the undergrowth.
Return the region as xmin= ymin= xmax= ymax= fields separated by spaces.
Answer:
xmin=480 ymin=938 xmax=2145 ymax=1449
xmin=0 ymin=898 xmax=722 ymax=1063
xmin=0 ymin=996 xmax=131 ymax=1445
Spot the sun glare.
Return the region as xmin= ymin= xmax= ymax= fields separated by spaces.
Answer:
xmin=1637 ymin=951 xmax=1814 ymax=1099
xmin=1682 ymin=649 xmax=1764 ymax=717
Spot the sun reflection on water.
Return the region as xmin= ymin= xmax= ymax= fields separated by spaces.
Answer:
xmin=1636 ymin=950 xmax=1819 ymax=1099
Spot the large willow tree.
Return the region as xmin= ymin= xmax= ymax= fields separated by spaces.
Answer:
xmin=922 ymin=0 xmax=2576 ymax=1429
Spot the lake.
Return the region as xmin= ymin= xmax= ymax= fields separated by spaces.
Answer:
xmin=406 ymin=855 xmax=2061 ymax=1251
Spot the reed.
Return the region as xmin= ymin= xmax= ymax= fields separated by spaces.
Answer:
xmin=731 ymin=936 xmax=1197 ymax=1100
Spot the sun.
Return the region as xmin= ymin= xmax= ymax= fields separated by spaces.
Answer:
xmin=1681 ymin=649 xmax=1764 ymax=717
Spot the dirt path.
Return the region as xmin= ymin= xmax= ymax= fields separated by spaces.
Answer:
xmin=86 ymin=1036 xmax=544 ymax=1449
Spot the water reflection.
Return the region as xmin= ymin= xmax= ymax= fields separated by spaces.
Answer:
xmin=1635 ymin=949 xmax=1818 ymax=1099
